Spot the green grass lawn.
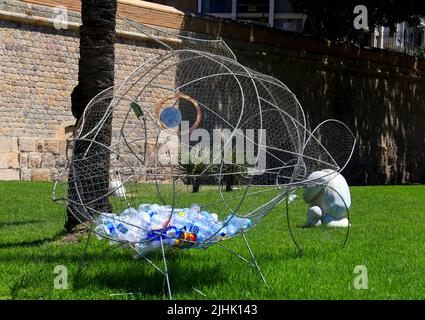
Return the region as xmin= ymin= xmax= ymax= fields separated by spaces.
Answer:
xmin=0 ymin=181 xmax=425 ymax=300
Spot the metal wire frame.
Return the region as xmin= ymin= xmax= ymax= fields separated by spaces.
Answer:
xmin=73 ymin=221 xmax=270 ymax=299
xmin=284 ymin=181 xmax=352 ymax=256
xmin=118 ymin=15 xmax=238 ymax=61
xmin=73 ymin=60 xmax=350 ymax=183
xmin=53 ymin=18 xmax=357 ymax=299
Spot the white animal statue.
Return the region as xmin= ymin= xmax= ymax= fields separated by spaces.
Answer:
xmin=302 ymin=169 xmax=351 ymax=228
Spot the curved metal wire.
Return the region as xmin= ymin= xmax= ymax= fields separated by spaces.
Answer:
xmin=52 ymin=20 xmax=357 ymax=297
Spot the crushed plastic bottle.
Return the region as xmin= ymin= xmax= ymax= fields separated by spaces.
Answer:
xmin=94 ymin=203 xmax=253 ymax=256
xmin=121 ymin=207 xmax=138 ymax=216
xmin=226 ymin=215 xmax=252 ymax=230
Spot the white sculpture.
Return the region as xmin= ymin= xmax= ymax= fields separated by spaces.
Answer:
xmin=303 ymin=169 xmax=351 ymax=228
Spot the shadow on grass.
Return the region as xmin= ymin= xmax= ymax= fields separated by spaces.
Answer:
xmin=73 ymin=251 xmax=227 ymax=298
xmin=0 ymin=219 xmax=43 ymax=229
xmin=0 ymin=229 xmax=66 ymax=249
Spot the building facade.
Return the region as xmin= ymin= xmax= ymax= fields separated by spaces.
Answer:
xmin=147 ymin=0 xmax=306 ymax=32
xmin=372 ymin=19 xmax=425 ymax=56
xmin=1 ymin=0 xmax=425 ymax=184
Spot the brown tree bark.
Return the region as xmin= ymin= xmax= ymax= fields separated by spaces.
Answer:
xmin=192 ymin=177 xmax=200 ymax=193
xmin=65 ymin=0 xmax=117 ymax=232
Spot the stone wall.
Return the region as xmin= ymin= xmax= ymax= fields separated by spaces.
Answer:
xmin=0 ymin=0 xmax=173 ymax=181
xmin=1 ymin=0 xmax=424 ymax=184
xmin=0 ymin=136 xmax=67 ymax=180
xmin=228 ymin=41 xmax=425 ymax=185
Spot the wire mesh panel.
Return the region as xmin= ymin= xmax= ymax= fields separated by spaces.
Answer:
xmin=54 ymin=47 xmax=355 ymax=246
xmin=53 ymin=19 xmax=356 ymax=297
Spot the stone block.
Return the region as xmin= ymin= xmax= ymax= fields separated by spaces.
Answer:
xmin=0 ymin=169 xmax=20 ymax=181
xmin=41 ymin=153 xmax=55 ymax=168
xmin=31 ymin=169 xmax=51 ymax=181
xmin=36 ymin=140 xmax=44 ymax=153
xmin=21 ymin=169 xmax=32 ymax=181
xmin=0 ymin=137 xmax=18 ymax=153
xmin=29 ymin=152 xmax=42 ymax=168
xmin=55 ymin=155 xmax=67 ymax=168
xmin=44 ymin=140 xmax=59 ymax=154
xmin=7 ymin=153 xmax=19 ymax=169
xmin=0 ymin=153 xmax=20 ymax=169
xmin=58 ymin=140 xmax=67 ymax=155
xmin=20 ymin=153 xmax=28 ymax=168
xmin=0 ymin=154 xmax=7 ymax=169
xmin=19 ymin=138 xmax=36 ymax=152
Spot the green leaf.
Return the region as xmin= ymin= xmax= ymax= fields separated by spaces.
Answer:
xmin=130 ymin=102 xmax=143 ymax=119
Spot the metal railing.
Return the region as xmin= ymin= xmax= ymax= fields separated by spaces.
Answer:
xmin=377 ymin=33 xmax=425 ymax=58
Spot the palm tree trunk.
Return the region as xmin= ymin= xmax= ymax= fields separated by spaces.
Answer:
xmin=65 ymin=0 xmax=117 ymax=232
xmin=192 ymin=177 xmax=200 ymax=193
xmin=225 ymin=178 xmax=233 ymax=192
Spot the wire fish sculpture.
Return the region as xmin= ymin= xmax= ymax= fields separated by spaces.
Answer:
xmin=53 ymin=17 xmax=356 ymax=299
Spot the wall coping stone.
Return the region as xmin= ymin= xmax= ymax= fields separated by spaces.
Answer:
xmin=14 ymin=0 xmax=424 ymax=73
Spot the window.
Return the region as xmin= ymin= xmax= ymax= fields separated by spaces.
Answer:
xmin=202 ymin=0 xmax=232 ymax=13
xmin=200 ymin=0 xmax=306 ymax=32
xmin=237 ymin=0 xmax=269 ymax=14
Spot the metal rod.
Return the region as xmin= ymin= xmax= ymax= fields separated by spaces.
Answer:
xmin=76 ymin=222 xmax=93 ymax=278
xmin=128 ymin=244 xmax=165 ymax=275
xmin=285 ymin=191 xmax=304 ymax=255
xmin=160 ymin=237 xmax=172 ymax=300
xmin=218 ymin=243 xmax=256 ymax=268
xmin=242 ymin=233 xmax=268 ymax=288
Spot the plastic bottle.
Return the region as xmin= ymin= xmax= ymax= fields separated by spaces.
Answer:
xmin=131 ymin=210 xmax=151 ymax=229
xmin=137 ymin=203 xmax=151 ymax=212
xmin=171 ymin=211 xmax=193 ymax=230
xmin=94 ymin=224 xmax=112 ymax=240
xmin=121 ymin=207 xmax=138 ymax=216
xmin=95 ymin=212 xmax=116 ymax=225
xmin=116 ymin=214 xmax=145 ymax=242
xmin=148 ymin=205 xmax=173 ymax=230
xmin=136 ymin=240 xmax=161 ymax=255
xmin=149 ymin=204 xmax=163 ymax=214
xmin=190 ymin=203 xmax=201 ymax=213
xmin=199 ymin=211 xmax=217 ymax=223
xmin=196 ymin=220 xmax=225 ymax=242
xmin=213 ymin=215 xmax=252 ymax=238
xmin=149 ymin=215 xmax=169 ymax=230
xmin=226 ymin=215 xmax=252 ymax=230
xmin=223 ymin=223 xmax=239 ymax=237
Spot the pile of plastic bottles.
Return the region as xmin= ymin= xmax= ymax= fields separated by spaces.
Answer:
xmin=94 ymin=203 xmax=252 ymax=255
